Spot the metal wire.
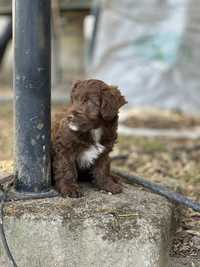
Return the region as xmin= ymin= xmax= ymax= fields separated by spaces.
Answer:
xmin=0 ymin=186 xmax=58 ymax=267
xmin=113 ymin=169 xmax=200 ymax=213
xmin=0 ymin=190 xmax=18 ymax=267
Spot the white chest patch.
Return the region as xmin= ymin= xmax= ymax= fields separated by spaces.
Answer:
xmin=77 ymin=128 xmax=105 ymax=169
xmin=92 ymin=128 xmax=103 ymax=143
xmin=68 ymin=122 xmax=79 ymax=131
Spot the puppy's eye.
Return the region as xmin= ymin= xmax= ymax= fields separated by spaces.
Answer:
xmin=82 ymin=97 xmax=88 ymax=103
xmin=75 ymin=111 xmax=82 ymax=116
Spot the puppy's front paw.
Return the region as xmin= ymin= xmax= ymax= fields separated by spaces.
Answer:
xmin=100 ymin=179 xmax=122 ymax=194
xmin=56 ymin=181 xmax=83 ymax=198
xmin=111 ymin=175 xmax=122 ymax=184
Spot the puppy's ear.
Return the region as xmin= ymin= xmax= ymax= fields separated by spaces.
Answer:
xmin=100 ymin=86 xmax=127 ymax=121
xmin=71 ymin=80 xmax=82 ymax=103
xmin=72 ymin=80 xmax=81 ymax=89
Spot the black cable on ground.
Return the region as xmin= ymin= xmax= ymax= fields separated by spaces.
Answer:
xmin=0 ymin=190 xmax=18 ymax=267
xmin=113 ymin=169 xmax=200 ymax=213
xmin=0 ymin=188 xmax=59 ymax=266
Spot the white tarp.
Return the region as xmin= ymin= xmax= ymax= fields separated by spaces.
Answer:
xmin=89 ymin=0 xmax=200 ymax=114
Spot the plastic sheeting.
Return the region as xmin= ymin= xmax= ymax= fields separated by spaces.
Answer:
xmin=88 ymin=0 xmax=200 ymax=114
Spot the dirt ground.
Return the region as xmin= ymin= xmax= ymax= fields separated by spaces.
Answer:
xmin=0 ymin=103 xmax=200 ymax=265
xmin=112 ymin=135 xmax=200 ymax=262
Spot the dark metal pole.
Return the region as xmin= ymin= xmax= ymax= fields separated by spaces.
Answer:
xmin=14 ymin=0 xmax=51 ymax=192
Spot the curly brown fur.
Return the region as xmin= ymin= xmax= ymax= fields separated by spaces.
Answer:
xmin=52 ymin=79 xmax=127 ymax=197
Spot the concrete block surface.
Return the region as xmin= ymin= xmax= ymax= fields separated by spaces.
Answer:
xmin=0 ymin=184 xmax=174 ymax=267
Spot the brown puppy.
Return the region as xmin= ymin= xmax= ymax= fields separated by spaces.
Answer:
xmin=52 ymin=79 xmax=127 ymax=197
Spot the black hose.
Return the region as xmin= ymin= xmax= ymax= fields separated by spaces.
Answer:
xmin=0 ymin=188 xmax=58 ymax=267
xmin=0 ymin=192 xmax=18 ymax=267
xmin=113 ymin=169 xmax=200 ymax=212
